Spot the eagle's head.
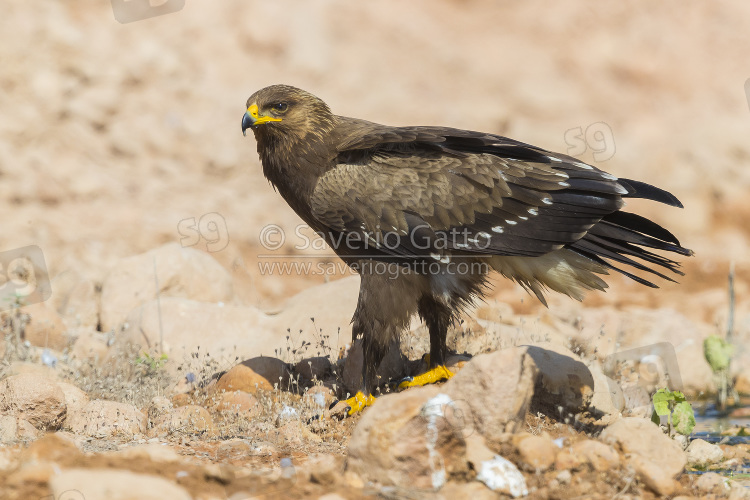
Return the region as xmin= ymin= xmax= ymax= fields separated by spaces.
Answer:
xmin=242 ymin=85 xmax=334 ymax=142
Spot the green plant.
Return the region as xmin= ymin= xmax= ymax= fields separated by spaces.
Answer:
xmin=651 ymin=388 xmax=695 ymax=436
xmin=135 ymin=351 xmax=169 ymax=374
xmin=704 ymin=334 xmax=735 ymax=410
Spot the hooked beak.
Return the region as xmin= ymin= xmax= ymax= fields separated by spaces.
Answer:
xmin=242 ymin=103 xmax=281 ymax=136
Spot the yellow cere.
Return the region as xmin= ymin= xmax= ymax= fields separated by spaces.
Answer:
xmin=246 ymin=104 xmax=281 ymax=124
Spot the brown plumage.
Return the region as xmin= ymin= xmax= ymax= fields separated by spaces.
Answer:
xmin=242 ymin=84 xmax=693 ymax=404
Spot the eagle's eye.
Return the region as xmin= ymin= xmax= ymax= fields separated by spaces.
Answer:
xmin=271 ymin=102 xmax=289 ymax=113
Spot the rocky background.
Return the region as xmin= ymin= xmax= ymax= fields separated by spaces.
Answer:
xmin=1 ymin=1 xmax=750 ymax=499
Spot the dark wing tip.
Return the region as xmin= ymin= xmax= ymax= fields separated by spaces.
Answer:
xmin=618 ymin=178 xmax=684 ymax=208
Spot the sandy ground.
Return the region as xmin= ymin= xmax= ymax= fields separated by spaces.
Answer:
xmin=1 ymin=1 xmax=750 ymax=499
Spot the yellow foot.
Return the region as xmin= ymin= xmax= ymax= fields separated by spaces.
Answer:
xmin=398 ymin=365 xmax=454 ymax=390
xmin=344 ymin=392 xmax=376 ymax=416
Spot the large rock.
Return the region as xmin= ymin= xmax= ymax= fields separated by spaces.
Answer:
xmin=347 ymin=388 xmax=468 ymax=492
xmin=215 ymin=357 xmax=292 ymax=394
xmin=555 ymin=439 xmax=620 ymax=472
xmin=599 ymin=417 xmax=686 ymax=496
xmin=514 ymin=433 xmax=558 ymax=471
xmin=565 ymin=307 xmax=715 ymax=395
xmin=441 ymin=346 xmax=540 ymax=442
xmin=57 ymin=381 xmax=89 ymax=429
xmin=107 ymin=277 xmax=361 ymax=381
xmin=49 ymin=468 xmax=191 ymax=500
xmin=526 ymin=344 xmax=594 ymax=415
xmin=0 ymin=373 xmax=67 ymax=430
xmin=99 ymin=243 xmax=235 ymax=331
xmin=151 ymin=404 xmax=215 ymax=437
xmin=68 ymin=400 xmax=146 ymax=438
xmin=48 ymin=270 xmax=99 ymax=330
xmin=21 ymin=303 xmax=69 ymax=351
xmin=347 ymin=346 xmax=541 ymax=490
xmin=0 ymin=415 xmax=39 ymax=443
xmin=686 ymin=438 xmax=724 ymax=467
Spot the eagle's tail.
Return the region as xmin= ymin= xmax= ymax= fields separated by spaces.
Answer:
xmin=489 ymin=180 xmax=693 ymax=305
xmin=569 ymin=210 xmax=693 ymax=289
xmin=568 ymin=179 xmax=694 ymax=288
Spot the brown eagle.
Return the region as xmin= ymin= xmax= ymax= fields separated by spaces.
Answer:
xmin=242 ymin=84 xmax=692 ymax=414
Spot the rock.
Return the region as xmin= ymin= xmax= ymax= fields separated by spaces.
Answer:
xmin=217 ymin=439 xmax=254 ymax=460
xmin=0 ymin=415 xmax=39 ymax=443
xmin=213 ymin=390 xmax=261 ymax=418
xmin=294 ymin=356 xmax=331 ymax=381
xmin=203 ymin=463 xmax=235 ymax=484
xmin=526 ymin=345 xmax=594 ymax=415
xmin=68 ymin=400 xmax=146 ymax=438
xmin=515 ymin=433 xmax=558 ymax=471
xmin=556 ymin=469 xmax=572 ymax=484
xmin=464 ymin=434 xmax=496 ymax=470
xmin=440 ymin=481 xmax=502 ymax=500
xmin=442 ymin=346 xmax=539 ymax=441
xmin=147 ymin=396 xmax=173 ymax=427
xmin=170 ymin=393 xmax=192 ymax=408
xmin=686 ymin=438 xmax=724 ymax=467
xmin=21 ymin=303 xmax=69 ymax=351
xmin=216 ymin=358 xmax=292 ymax=394
xmin=49 ymin=468 xmax=191 ymax=500
xmin=599 ymin=417 xmax=686 ymax=496
xmin=555 ymin=439 xmax=619 ymax=472
xmin=317 ymin=494 xmax=348 ymax=500
xmin=588 ymin=363 xmax=625 ymax=418
xmin=346 ymin=347 xmax=545 ymax=490
xmin=70 ymin=329 xmax=110 ymax=363
xmin=99 ymin=243 xmax=235 ymax=331
xmin=7 ymin=461 xmax=58 ymax=487
xmin=154 ymin=405 xmax=215 ymax=436
xmin=116 ymin=443 xmax=181 ymax=463
xmin=347 ymin=387 xmax=467 ymax=491
xmin=574 ymin=307 xmax=714 ymax=396
xmin=303 ymin=385 xmax=336 ymax=410
xmin=475 ymin=455 xmax=528 ymax=498
xmin=22 ymin=433 xmax=82 ymax=462
xmin=305 ymin=453 xmax=339 ymax=486
xmin=108 ymin=278 xmax=360 ymax=381
xmin=275 ymin=420 xmax=321 ymax=446
xmin=0 ymin=373 xmax=67 ymax=430
xmin=56 ymin=382 xmax=89 ymax=429
xmin=629 ymin=454 xmax=680 ymax=497
xmin=49 ymin=271 xmax=99 ymax=330
xmin=694 ymin=471 xmax=729 ymax=495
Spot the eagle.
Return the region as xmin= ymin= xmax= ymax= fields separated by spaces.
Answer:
xmin=242 ymin=84 xmax=692 ymax=415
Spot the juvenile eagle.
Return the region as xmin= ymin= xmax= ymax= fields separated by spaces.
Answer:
xmin=242 ymin=85 xmax=692 ymax=414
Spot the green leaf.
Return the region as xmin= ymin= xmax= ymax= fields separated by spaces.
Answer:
xmin=703 ymin=335 xmax=734 ymax=373
xmin=653 ymin=388 xmax=675 ymax=416
xmin=672 ymin=401 xmax=696 ymax=436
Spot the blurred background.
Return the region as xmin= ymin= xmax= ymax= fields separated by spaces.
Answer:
xmin=1 ymin=0 xmax=749 ymax=325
